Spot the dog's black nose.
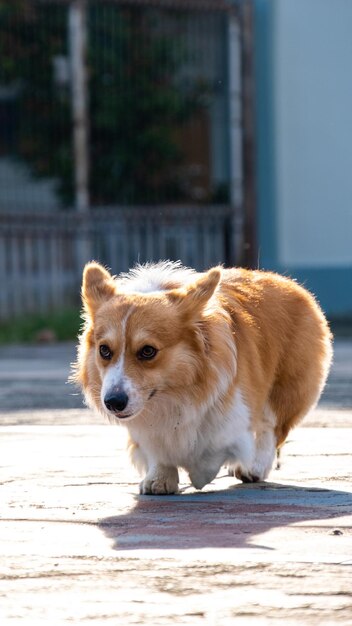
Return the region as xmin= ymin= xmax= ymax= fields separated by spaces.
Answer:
xmin=104 ymin=391 xmax=129 ymax=413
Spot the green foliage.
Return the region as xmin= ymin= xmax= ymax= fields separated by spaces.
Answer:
xmin=0 ymin=309 xmax=81 ymax=344
xmin=0 ymin=1 xmax=72 ymax=199
xmin=89 ymin=8 xmax=206 ymax=203
xmin=0 ymin=2 xmax=207 ymax=205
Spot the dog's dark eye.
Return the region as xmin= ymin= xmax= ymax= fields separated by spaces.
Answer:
xmin=137 ymin=345 xmax=158 ymax=360
xmin=99 ymin=344 xmax=112 ymax=360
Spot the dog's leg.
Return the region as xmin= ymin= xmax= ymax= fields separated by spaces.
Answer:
xmin=188 ymin=448 xmax=230 ymax=490
xmin=235 ymin=429 xmax=276 ymax=482
xmin=140 ymin=464 xmax=179 ymax=495
xmin=235 ymin=405 xmax=276 ymax=483
xmin=188 ymin=461 xmax=221 ymax=490
xmin=227 ymin=425 xmax=256 ymax=479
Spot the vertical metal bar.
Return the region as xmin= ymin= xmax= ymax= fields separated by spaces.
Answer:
xmin=37 ymin=235 xmax=49 ymax=314
xmin=10 ymin=233 xmax=21 ymax=317
xmin=69 ymin=0 xmax=89 ymax=213
xmin=24 ymin=234 xmax=35 ymax=313
xmin=0 ymin=235 xmax=9 ymax=319
xmin=227 ymin=7 xmax=244 ymax=266
xmin=239 ymin=0 xmax=257 ymax=268
xmin=69 ymin=1 xmax=92 ymax=274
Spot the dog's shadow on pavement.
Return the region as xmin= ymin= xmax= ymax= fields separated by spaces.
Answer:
xmin=98 ymin=481 xmax=352 ymax=551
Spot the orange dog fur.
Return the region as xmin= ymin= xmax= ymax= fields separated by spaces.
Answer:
xmin=73 ymin=261 xmax=332 ymax=494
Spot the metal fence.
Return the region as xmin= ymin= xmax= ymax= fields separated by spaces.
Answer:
xmin=0 ymin=205 xmax=233 ymax=319
xmin=0 ymin=0 xmax=241 ymax=209
xmin=0 ymin=0 xmax=255 ymax=319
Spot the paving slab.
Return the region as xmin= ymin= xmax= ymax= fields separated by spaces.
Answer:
xmin=0 ymin=340 xmax=351 ymax=624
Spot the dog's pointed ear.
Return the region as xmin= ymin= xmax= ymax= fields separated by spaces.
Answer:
xmin=82 ymin=262 xmax=116 ymax=316
xmin=168 ymin=268 xmax=221 ymax=315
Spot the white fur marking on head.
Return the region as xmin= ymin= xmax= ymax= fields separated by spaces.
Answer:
xmin=101 ymin=354 xmax=125 ymax=401
xmin=100 ymin=307 xmax=142 ymax=416
xmin=117 ymin=260 xmax=197 ymax=294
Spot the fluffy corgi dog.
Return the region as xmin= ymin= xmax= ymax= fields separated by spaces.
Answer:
xmin=73 ymin=260 xmax=332 ymax=495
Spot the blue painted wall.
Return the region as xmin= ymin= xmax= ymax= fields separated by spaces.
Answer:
xmin=253 ymin=0 xmax=352 ymax=316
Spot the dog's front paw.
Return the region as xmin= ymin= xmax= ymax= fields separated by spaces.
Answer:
xmin=234 ymin=447 xmax=275 ymax=483
xmin=139 ymin=466 xmax=179 ymax=495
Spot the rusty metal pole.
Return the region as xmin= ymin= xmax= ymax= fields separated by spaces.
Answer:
xmin=69 ymin=0 xmax=89 ymax=213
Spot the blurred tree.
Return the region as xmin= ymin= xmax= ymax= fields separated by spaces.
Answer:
xmin=0 ymin=1 xmax=72 ymax=199
xmin=0 ymin=1 xmax=208 ymax=205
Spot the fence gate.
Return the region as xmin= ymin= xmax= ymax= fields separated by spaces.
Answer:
xmin=0 ymin=0 xmax=255 ymax=319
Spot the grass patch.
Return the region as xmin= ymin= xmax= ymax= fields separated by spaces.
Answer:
xmin=0 ymin=309 xmax=82 ymax=344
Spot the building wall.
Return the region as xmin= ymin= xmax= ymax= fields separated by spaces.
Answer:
xmin=254 ymin=0 xmax=352 ymax=315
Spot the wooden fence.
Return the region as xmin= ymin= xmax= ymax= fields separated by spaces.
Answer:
xmin=0 ymin=206 xmax=236 ymax=319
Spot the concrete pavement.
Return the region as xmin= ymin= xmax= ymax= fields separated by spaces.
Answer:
xmin=0 ymin=339 xmax=351 ymax=624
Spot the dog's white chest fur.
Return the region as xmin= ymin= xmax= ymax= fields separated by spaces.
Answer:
xmin=127 ymin=387 xmax=256 ymax=490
